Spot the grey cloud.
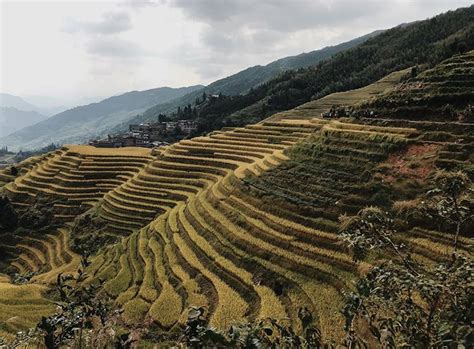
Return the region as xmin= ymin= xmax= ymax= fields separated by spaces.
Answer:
xmin=120 ymin=0 xmax=159 ymax=10
xmin=86 ymin=37 xmax=148 ymax=59
xmin=64 ymin=0 xmax=473 ymax=87
xmin=166 ymin=0 xmax=474 ymax=54
xmin=63 ymin=7 xmax=152 ymax=62
xmin=170 ymin=0 xmax=384 ymax=32
xmin=171 ymin=0 xmax=247 ymax=22
xmin=166 ymin=0 xmax=386 ymax=57
xmin=164 ymin=0 xmax=473 ymax=83
xmin=64 ymin=11 xmax=132 ymax=35
xmin=196 ymin=63 xmax=227 ymax=80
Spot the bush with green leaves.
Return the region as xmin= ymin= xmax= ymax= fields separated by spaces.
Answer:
xmin=338 ymin=207 xmax=405 ymax=263
xmin=179 ymin=306 xmax=323 ymax=349
xmin=341 ymin=257 xmax=473 ymax=348
xmin=339 ymin=197 xmax=473 ymax=348
xmin=10 ymin=258 xmax=126 ymax=349
xmin=423 ymin=170 xmax=472 ymax=251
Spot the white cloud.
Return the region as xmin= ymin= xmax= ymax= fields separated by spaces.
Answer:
xmin=63 ymin=11 xmax=132 ymax=35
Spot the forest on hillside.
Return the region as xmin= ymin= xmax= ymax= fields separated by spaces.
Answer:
xmin=142 ymin=6 xmax=474 ymax=134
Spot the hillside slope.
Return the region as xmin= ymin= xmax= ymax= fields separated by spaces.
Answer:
xmin=0 ymin=52 xmax=472 ymax=344
xmin=81 ymin=60 xmax=472 ymax=338
xmin=0 ymin=86 xmax=203 ymax=151
xmin=116 ymin=31 xmax=382 ymax=130
xmin=200 ymin=6 xmax=474 ymax=127
xmin=357 ymin=50 xmax=474 ymax=121
xmin=121 ymin=6 xmax=474 ymax=144
xmin=270 ymin=69 xmax=411 ymax=121
xmin=0 ymin=70 xmax=421 ymax=338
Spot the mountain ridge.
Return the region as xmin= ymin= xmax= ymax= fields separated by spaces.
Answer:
xmin=0 ymin=85 xmax=203 ymax=151
xmin=0 ymin=107 xmax=48 ymax=138
xmin=124 ymin=30 xmax=383 ymax=128
xmin=0 ymin=93 xmax=38 ymax=112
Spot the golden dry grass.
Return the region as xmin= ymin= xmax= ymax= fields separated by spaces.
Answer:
xmin=10 ymin=228 xmax=81 ymax=285
xmin=64 ymin=144 xmax=152 ymax=157
xmin=6 ymin=66 xmax=467 ymax=344
xmin=0 ymin=281 xmax=54 ymax=334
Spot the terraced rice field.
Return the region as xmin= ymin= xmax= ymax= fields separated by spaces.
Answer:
xmin=97 ymin=119 xmax=324 ymax=234
xmin=269 ymin=69 xmax=411 ymax=121
xmin=0 ymin=275 xmax=54 ymax=340
xmin=1 ymin=68 xmax=472 ymax=342
xmin=3 ymin=145 xmax=153 ymax=220
xmin=364 ymin=118 xmax=474 ymax=173
xmin=83 ymin=120 xmax=421 ymax=339
xmin=8 ymin=228 xmax=81 ymax=284
xmin=249 ymin=121 xmax=418 ymax=223
xmin=358 ymin=50 xmax=474 ymax=122
xmin=0 ymin=152 xmax=53 ymax=188
xmin=85 ymin=113 xmax=473 ymax=342
xmin=247 ymin=120 xmax=473 ymax=257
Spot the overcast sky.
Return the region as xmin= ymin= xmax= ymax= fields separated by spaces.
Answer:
xmin=0 ymin=0 xmax=472 ymax=105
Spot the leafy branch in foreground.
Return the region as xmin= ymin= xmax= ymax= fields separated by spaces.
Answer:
xmin=394 ymin=170 xmax=472 ymax=253
xmin=179 ymin=306 xmax=323 ymax=348
xmin=423 ymin=170 xmax=472 ymax=253
xmin=341 ymin=256 xmax=473 ymax=348
xmin=339 ymin=188 xmax=473 ymax=348
xmin=10 ymin=258 xmax=131 ymax=349
xmin=338 ymin=206 xmax=416 ymax=273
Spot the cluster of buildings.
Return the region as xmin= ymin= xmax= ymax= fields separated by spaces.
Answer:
xmin=89 ymin=120 xmax=198 ymax=148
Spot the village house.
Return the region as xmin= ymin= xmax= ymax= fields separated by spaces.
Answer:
xmin=165 ymin=122 xmax=178 ymax=132
xmin=89 ymin=135 xmax=123 ymax=148
xmin=149 ymin=124 xmax=167 ymax=140
xmin=177 ymin=120 xmax=198 ymax=134
xmin=91 ymin=120 xmax=198 ymax=148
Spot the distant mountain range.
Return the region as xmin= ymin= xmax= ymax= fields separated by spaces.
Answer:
xmin=0 ymin=93 xmax=49 ymax=138
xmin=0 ymin=107 xmax=48 ymax=138
xmin=0 ymin=30 xmax=381 ymax=151
xmin=0 ymin=93 xmax=39 ymax=112
xmin=0 ymin=86 xmax=203 ymax=150
xmin=0 ymin=93 xmax=101 ymax=120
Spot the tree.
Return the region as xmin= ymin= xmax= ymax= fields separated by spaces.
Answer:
xmin=341 ymin=256 xmax=473 ymax=348
xmin=179 ymin=306 xmax=322 ymax=348
xmin=339 ymin=205 xmax=473 ymax=348
xmin=338 ymin=207 xmax=412 ymax=267
xmin=13 ymin=259 xmax=125 ymax=349
xmin=10 ymin=166 xmax=18 ymax=176
xmin=0 ymin=196 xmax=18 ymax=230
xmin=158 ymin=113 xmax=168 ymax=123
xmin=425 ymin=171 xmax=472 ymax=253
